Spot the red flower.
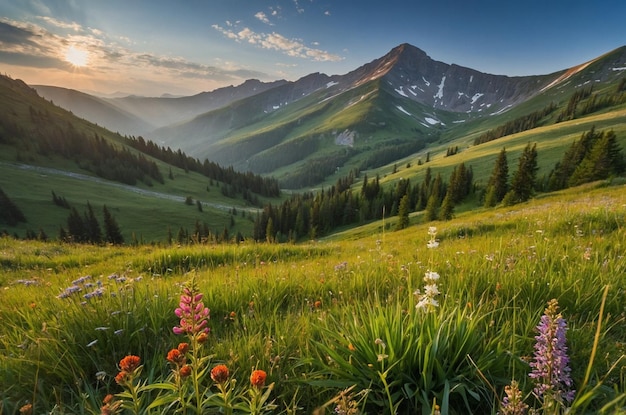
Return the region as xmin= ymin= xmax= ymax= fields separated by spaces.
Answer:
xmin=177 ymin=342 xmax=189 ymax=354
xmin=179 ymin=365 xmax=192 ymax=378
xmin=210 ymin=364 xmax=230 ymax=384
xmin=114 ymin=371 xmax=129 ymax=385
xmin=167 ymin=349 xmax=186 ymax=366
xmin=119 ymin=355 xmax=141 ymax=372
xmin=250 ymin=369 xmax=267 ymax=388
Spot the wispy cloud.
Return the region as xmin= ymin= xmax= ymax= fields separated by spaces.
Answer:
xmin=254 ymin=12 xmax=272 ymax=25
xmin=0 ymin=17 xmax=271 ymax=91
xmin=212 ymin=23 xmax=342 ymax=62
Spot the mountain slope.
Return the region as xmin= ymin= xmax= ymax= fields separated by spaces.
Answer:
xmin=33 ymin=85 xmax=154 ymax=135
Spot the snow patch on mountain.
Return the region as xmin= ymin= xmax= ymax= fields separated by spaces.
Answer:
xmin=612 ymin=67 xmax=626 ymax=71
xmin=422 ymin=77 xmax=430 ymax=86
xmin=471 ymin=93 xmax=484 ymax=104
xmin=395 ymin=86 xmax=409 ymax=97
xmin=434 ymin=76 xmax=446 ymax=100
xmin=335 ymin=129 xmax=355 ymax=147
xmin=424 ymin=117 xmax=440 ymax=125
xmin=396 ymin=105 xmax=412 ymax=116
xmin=490 ymin=105 xmax=512 ymax=116
xmin=326 ymin=81 xmax=339 ymax=88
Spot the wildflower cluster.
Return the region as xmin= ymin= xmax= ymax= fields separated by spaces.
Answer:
xmin=112 ymin=280 xmax=275 ymax=415
xmin=427 ymin=226 xmax=439 ymax=248
xmin=529 ymin=299 xmax=575 ymax=407
xmin=498 ymin=299 xmax=575 ymax=415
xmin=173 ymin=284 xmax=210 ymax=338
xmin=498 ymin=380 xmax=528 ymax=415
xmin=414 ymin=271 xmax=440 ymax=311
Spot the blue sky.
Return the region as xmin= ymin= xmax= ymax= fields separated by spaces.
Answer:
xmin=1 ymin=0 xmax=624 ymax=96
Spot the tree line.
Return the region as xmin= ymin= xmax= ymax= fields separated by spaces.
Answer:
xmin=251 ymin=161 xmax=475 ymax=242
xmin=474 ymin=102 xmax=557 ymax=145
xmin=124 ymin=136 xmax=280 ymax=198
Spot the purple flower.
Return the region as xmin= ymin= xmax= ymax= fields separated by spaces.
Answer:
xmin=173 ymin=285 xmax=210 ymax=337
xmin=529 ymin=299 xmax=575 ymax=406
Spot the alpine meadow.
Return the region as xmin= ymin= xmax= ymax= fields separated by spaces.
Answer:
xmin=1 ymin=41 xmax=626 ymax=415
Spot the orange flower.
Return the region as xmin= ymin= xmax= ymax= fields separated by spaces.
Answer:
xmin=119 ymin=355 xmax=140 ymax=372
xmin=114 ymin=371 xmax=128 ymax=385
xmin=210 ymin=364 xmax=230 ymax=384
xmin=103 ymin=394 xmax=114 ymax=404
xmin=19 ymin=404 xmax=33 ymax=415
xmin=196 ymin=332 xmax=209 ymax=344
xmin=348 ymin=343 xmax=356 ymax=352
xmin=167 ymin=349 xmax=186 ymax=366
xmin=314 ymin=300 xmax=322 ymax=308
xmin=177 ymin=342 xmax=189 ymax=354
xmin=250 ymin=369 xmax=267 ymax=388
xmin=179 ymin=365 xmax=192 ymax=378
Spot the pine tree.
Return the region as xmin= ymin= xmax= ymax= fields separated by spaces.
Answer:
xmin=506 ymin=143 xmax=538 ymax=204
xmin=439 ymin=190 xmax=454 ymax=221
xmin=103 ymin=205 xmax=124 ymax=245
xmin=484 ymin=148 xmax=509 ymax=207
xmin=0 ymin=187 xmax=27 ymax=226
xmin=396 ymin=194 xmax=410 ymax=230
xmin=66 ymin=207 xmax=86 ymax=242
xmin=84 ymin=202 xmax=102 ymax=244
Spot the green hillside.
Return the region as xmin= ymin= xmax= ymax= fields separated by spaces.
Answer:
xmin=0 ymin=75 xmax=280 ymax=242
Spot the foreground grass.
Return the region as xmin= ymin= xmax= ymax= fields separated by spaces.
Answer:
xmin=1 ymin=183 xmax=625 ymax=414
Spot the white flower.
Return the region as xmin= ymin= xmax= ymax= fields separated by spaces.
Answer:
xmin=424 ymin=283 xmax=440 ymax=297
xmin=427 ymin=240 xmax=439 ymax=249
xmin=428 ymin=226 xmax=437 ymax=236
xmin=424 ymin=271 xmax=440 ymax=281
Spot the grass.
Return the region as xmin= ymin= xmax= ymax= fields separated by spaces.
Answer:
xmin=1 ymin=182 xmax=625 ymax=414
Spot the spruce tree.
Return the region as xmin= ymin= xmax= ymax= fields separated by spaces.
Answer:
xmin=484 ymin=148 xmax=508 ymax=207
xmin=439 ymin=190 xmax=454 ymax=221
xmin=84 ymin=202 xmax=102 ymax=244
xmin=396 ymin=194 xmax=410 ymax=230
xmin=103 ymin=205 xmax=124 ymax=245
xmin=506 ymin=143 xmax=538 ymax=204
xmin=67 ymin=207 xmax=86 ymax=242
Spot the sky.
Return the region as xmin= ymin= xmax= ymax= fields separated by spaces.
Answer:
xmin=1 ymin=0 xmax=624 ymax=97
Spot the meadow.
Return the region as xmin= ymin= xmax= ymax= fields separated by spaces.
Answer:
xmin=1 ymin=182 xmax=625 ymax=414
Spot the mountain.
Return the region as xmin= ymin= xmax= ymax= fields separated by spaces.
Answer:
xmin=145 ymin=44 xmax=625 ymax=187
xmin=27 ymin=43 xmax=626 ymax=190
xmin=104 ymin=78 xmax=288 ymax=130
xmin=33 ymin=85 xmax=154 ymax=135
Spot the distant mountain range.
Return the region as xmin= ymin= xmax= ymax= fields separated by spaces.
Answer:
xmin=33 ymin=43 xmax=626 ymax=187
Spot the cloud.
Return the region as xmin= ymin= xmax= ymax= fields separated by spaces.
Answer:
xmin=254 ymin=12 xmax=272 ymax=25
xmin=38 ymin=16 xmax=82 ymax=31
xmin=213 ymin=24 xmax=342 ymax=62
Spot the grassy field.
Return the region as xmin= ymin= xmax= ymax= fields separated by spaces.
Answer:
xmin=1 ymin=181 xmax=624 ymax=414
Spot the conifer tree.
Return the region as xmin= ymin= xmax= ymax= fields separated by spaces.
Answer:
xmin=396 ymin=194 xmax=410 ymax=230
xmin=505 ymin=143 xmax=538 ymax=205
xmin=66 ymin=207 xmax=86 ymax=242
xmin=439 ymin=190 xmax=454 ymax=221
xmin=84 ymin=202 xmax=102 ymax=244
xmin=484 ymin=148 xmax=509 ymax=207
xmin=103 ymin=205 xmax=124 ymax=245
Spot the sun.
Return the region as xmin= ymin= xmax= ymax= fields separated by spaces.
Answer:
xmin=64 ymin=46 xmax=89 ymax=67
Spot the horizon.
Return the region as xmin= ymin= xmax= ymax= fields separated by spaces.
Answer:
xmin=1 ymin=1 xmax=625 ymax=97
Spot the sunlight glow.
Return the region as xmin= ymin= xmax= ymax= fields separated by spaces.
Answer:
xmin=64 ymin=46 xmax=89 ymax=67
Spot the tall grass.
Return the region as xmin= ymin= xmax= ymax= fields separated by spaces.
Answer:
xmin=0 ymin=184 xmax=624 ymax=414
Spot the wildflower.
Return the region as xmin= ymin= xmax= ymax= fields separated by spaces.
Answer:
xmin=173 ymin=284 xmax=210 ymax=336
xmin=250 ymin=369 xmax=267 ymax=389
xmin=210 ymin=364 xmax=230 ymax=384
xmin=96 ymin=371 xmax=107 ymax=381
xmin=119 ymin=355 xmax=141 ymax=372
xmin=101 ymin=394 xmax=122 ymax=415
xmin=167 ymin=349 xmax=186 ymax=366
xmin=19 ymin=403 xmax=33 ymax=415
xmin=179 ymin=365 xmax=192 ymax=378
xmin=427 ymin=226 xmax=439 ymax=248
xmin=177 ymin=342 xmax=189 ymax=354
xmin=415 ymin=271 xmax=441 ymax=311
xmin=115 ymin=371 xmax=129 ymax=385
xmin=529 ymin=299 xmax=575 ymax=407
xmin=498 ymin=380 xmax=528 ymax=415
xmin=314 ymin=300 xmax=322 ymax=308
